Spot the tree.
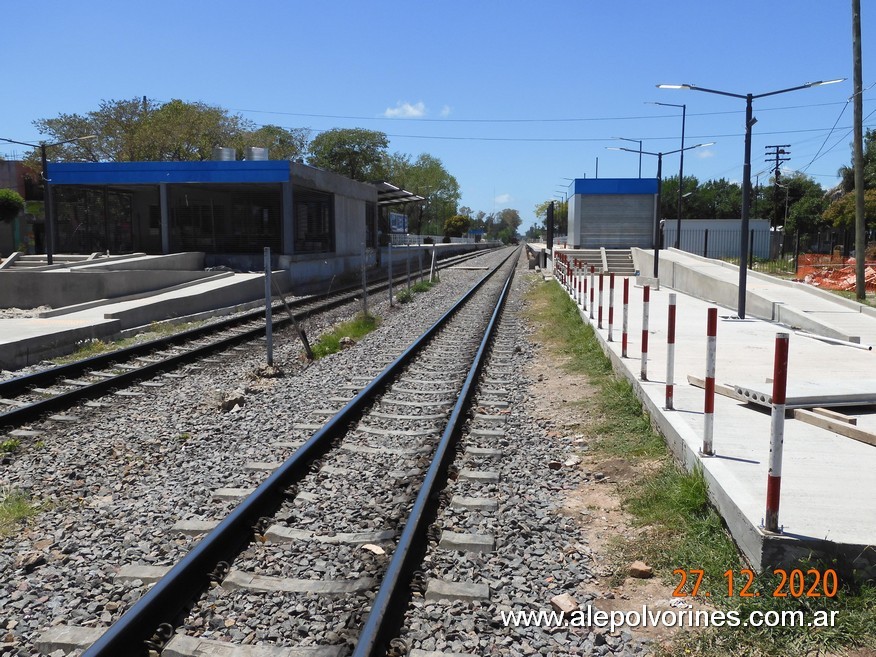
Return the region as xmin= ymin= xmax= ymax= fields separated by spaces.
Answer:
xmin=659 ymin=175 xmax=700 ymax=219
xmin=534 ymin=200 xmax=567 ymax=234
xmin=443 ymin=214 xmax=470 ymax=237
xmin=383 ymin=152 xmax=460 ymax=233
xmin=31 ymin=97 xmax=307 ymax=163
xmin=234 ymin=124 xmax=310 ymax=161
xmin=0 ymin=189 xmax=25 ymax=223
xmin=837 ymin=128 xmax=876 ymax=193
xmin=307 ymin=128 xmax=389 ymax=182
xmin=823 ymin=189 xmax=876 ymax=228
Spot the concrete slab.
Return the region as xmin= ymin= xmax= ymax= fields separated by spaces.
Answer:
xmin=0 ymin=270 xmax=272 ymax=370
xmin=554 ymin=259 xmax=876 ymax=577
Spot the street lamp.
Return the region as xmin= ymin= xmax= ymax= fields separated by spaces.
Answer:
xmin=607 ymin=142 xmax=715 ymax=278
xmin=648 ymin=102 xmax=687 ymax=248
xmin=612 ymin=137 xmax=643 ymax=177
xmin=0 ymin=134 xmax=97 ymax=265
xmin=657 ymin=79 xmax=844 ymax=318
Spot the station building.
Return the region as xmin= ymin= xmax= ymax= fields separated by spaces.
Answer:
xmin=566 ymin=178 xmax=659 ymax=250
xmin=44 ymin=157 xmax=421 ymax=287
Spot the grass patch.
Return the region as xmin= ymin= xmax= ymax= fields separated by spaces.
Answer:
xmin=0 ymin=488 xmax=40 ymax=537
xmin=525 ymin=276 xmax=876 ymax=656
xmin=396 ymin=289 xmax=414 ymax=304
xmin=52 ymin=320 xmax=205 ymax=365
xmin=410 ymin=280 xmax=436 ymax=293
xmin=311 ymin=313 xmax=380 ymax=359
xmin=395 ymin=279 xmax=437 ymax=305
xmin=1 ymin=438 xmax=21 ymax=453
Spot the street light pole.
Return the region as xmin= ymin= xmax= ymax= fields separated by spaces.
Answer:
xmin=607 ymin=142 xmax=715 ymax=278
xmin=0 ymin=134 xmax=97 ymax=265
xmin=613 ymin=137 xmax=643 ymax=177
xmin=657 ymin=79 xmax=844 ymax=318
xmin=649 ymin=102 xmax=687 ymax=248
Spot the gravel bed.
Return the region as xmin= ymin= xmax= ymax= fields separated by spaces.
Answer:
xmin=0 ymin=248 xmax=515 ymax=657
xmin=397 ymin=263 xmax=652 ymax=656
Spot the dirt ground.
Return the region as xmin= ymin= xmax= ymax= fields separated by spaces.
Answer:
xmin=524 ymin=328 xmax=713 ymax=650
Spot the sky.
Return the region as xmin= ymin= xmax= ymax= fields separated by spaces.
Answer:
xmin=2 ymin=1 xmax=874 ymax=233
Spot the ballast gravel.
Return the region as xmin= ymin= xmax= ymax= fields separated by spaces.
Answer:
xmin=0 ymin=250 xmax=652 ymax=656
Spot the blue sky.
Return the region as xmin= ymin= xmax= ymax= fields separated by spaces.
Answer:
xmin=2 ymin=1 xmax=873 ymax=232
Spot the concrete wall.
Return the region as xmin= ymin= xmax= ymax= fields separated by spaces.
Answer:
xmin=634 ymin=247 xmax=863 ymax=341
xmin=0 ymin=269 xmax=215 ymax=308
xmin=333 ymin=195 xmax=367 ymax=257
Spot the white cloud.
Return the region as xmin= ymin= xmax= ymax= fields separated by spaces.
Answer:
xmin=384 ymin=101 xmax=426 ymax=118
xmin=696 ymin=149 xmax=715 ymax=159
xmin=440 ymin=105 xmax=452 ymax=117
xmin=495 ymin=193 xmax=512 ymax=204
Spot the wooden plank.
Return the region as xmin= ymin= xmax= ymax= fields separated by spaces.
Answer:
xmin=810 ymin=407 xmax=857 ymax=426
xmin=686 ymin=375 xmax=746 ymax=401
xmin=793 ymin=409 xmax=876 ymax=447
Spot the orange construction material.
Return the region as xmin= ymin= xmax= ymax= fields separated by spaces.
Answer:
xmin=797 ymin=256 xmax=876 ymax=291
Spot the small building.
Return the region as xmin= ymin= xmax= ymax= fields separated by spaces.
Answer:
xmin=45 ymin=158 xmax=409 ymax=287
xmin=566 ymin=178 xmax=659 ymax=249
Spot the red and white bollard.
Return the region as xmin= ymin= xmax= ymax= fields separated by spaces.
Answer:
xmin=765 ymin=332 xmax=789 ymax=533
xmin=640 ymin=285 xmax=650 ymax=380
xmin=608 ymin=273 xmax=615 ymax=341
xmin=582 ymin=263 xmax=589 ymax=311
xmin=598 ymin=271 xmax=604 ymax=329
xmin=665 ymin=293 xmax=677 ymax=410
xmin=622 ymin=277 xmax=629 ymax=358
xmin=589 ymin=266 xmax=595 ymax=320
xmin=702 ymin=307 xmax=718 ymax=456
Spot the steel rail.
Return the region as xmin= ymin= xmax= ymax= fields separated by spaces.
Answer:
xmin=0 ymin=251 xmax=500 ymax=398
xmin=80 ymin=247 xmax=519 ymax=657
xmin=0 ymin=247 xmax=505 ymax=427
xmin=353 ymin=255 xmax=515 ymax=657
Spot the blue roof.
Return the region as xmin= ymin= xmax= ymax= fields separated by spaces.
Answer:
xmin=49 ymin=160 xmax=291 ymax=185
xmin=568 ymin=178 xmax=658 ymax=196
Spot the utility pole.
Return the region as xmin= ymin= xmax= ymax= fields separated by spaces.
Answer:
xmin=853 ymin=0 xmax=866 ymax=300
xmin=765 ymin=145 xmax=791 ymax=228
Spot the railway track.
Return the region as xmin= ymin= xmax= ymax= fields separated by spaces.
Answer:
xmin=0 ymin=248 xmax=501 ymax=431
xmin=28 ymin=247 xmax=521 ymax=656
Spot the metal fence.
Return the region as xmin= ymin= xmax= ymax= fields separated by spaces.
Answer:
xmin=672 ymin=226 xmax=862 ymax=277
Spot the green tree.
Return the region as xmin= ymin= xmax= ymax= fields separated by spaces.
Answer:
xmin=234 ymin=124 xmax=310 ymax=161
xmin=307 ymin=128 xmax=389 ymax=182
xmin=534 ymin=199 xmax=568 ymax=234
xmin=659 ymin=175 xmax=700 ymax=219
xmin=823 ymin=189 xmax=876 ymax=228
xmin=383 ymin=152 xmax=460 ymax=233
xmin=31 ymin=97 xmax=307 ymax=164
xmin=0 ymin=189 xmax=25 ymax=223
xmin=768 ymin=172 xmax=825 ymax=231
xmin=837 ymin=128 xmax=876 ymax=193
xmin=443 ymin=214 xmax=470 ymax=237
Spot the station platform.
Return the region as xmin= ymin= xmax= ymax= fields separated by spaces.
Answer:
xmin=551 ymin=247 xmax=876 ymax=577
xmin=0 ymin=272 xmax=267 ymax=371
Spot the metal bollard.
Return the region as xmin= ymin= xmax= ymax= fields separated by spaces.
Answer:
xmin=702 ymin=307 xmax=718 ymax=456
xmin=640 ymin=285 xmax=650 ymax=380
xmin=608 ymin=273 xmax=615 ymax=341
xmin=589 ymin=266 xmax=595 ymax=320
xmin=598 ymin=271 xmax=604 ymax=329
xmin=764 ymin=332 xmax=789 ymax=533
xmin=622 ymin=277 xmax=629 ymax=358
xmin=666 ymin=293 xmax=677 ymax=410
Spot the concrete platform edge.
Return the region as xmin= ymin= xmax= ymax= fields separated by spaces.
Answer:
xmin=576 ymin=302 xmax=876 ymax=578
